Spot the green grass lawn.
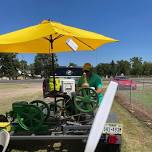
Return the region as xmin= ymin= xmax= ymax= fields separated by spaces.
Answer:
xmin=112 ymin=101 xmax=152 ymax=152
xmin=131 ymin=87 xmax=152 ymax=107
xmin=118 ymin=84 xmax=152 ymax=115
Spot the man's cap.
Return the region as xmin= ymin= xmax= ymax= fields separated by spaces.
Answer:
xmin=83 ymin=63 xmax=92 ymax=71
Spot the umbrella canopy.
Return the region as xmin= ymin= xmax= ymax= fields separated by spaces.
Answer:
xmin=0 ymin=20 xmax=118 ymax=53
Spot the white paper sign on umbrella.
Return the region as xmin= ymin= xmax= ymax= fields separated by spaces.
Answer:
xmin=66 ymin=39 xmax=78 ymax=51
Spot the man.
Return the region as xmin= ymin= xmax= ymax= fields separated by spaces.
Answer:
xmin=77 ymin=63 xmax=103 ymax=104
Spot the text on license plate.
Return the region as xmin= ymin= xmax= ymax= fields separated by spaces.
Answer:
xmin=103 ymin=123 xmax=123 ymax=134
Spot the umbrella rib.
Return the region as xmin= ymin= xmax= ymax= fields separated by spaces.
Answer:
xmin=73 ymin=36 xmax=95 ymax=50
xmin=43 ymin=37 xmax=50 ymax=41
xmin=43 ymin=34 xmax=64 ymax=42
xmin=53 ymin=34 xmax=64 ymax=41
xmin=44 ymin=33 xmax=95 ymax=51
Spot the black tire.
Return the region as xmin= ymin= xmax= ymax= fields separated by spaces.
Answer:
xmin=96 ymin=144 xmax=121 ymax=152
xmin=108 ymin=144 xmax=121 ymax=152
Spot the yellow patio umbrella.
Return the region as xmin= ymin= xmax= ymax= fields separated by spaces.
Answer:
xmin=0 ymin=19 xmax=118 ymax=109
xmin=0 ymin=21 xmax=119 ymax=152
xmin=0 ymin=20 xmax=118 ymax=53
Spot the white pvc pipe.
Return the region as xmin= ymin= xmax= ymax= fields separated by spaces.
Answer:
xmin=0 ymin=129 xmax=10 ymax=152
xmin=84 ymin=81 xmax=118 ymax=152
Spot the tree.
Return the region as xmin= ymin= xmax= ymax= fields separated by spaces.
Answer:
xmin=68 ymin=62 xmax=77 ymax=67
xmin=34 ymin=54 xmax=58 ymax=78
xmin=28 ymin=63 xmax=35 ymax=78
xmin=116 ymin=60 xmax=130 ymax=75
xmin=19 ymin=60 xmax=28 ymax=78
xmin=142 ymin=62 xmax=152 ymax=76
xmin=109 ymin=60 xmax=116 ymax=76
xmin=130 ymin=57 xmax=143 ymax=75
xmin=0 ymin=53 xmax=20 ymax=79
xmin=96 ymin=63 xmax=111 ymax=77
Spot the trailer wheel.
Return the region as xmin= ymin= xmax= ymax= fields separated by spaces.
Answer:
xmin=108 ymin=144 xmax=121 ymax=152
xmin=96 ymin=144 xmax=121 ymax=152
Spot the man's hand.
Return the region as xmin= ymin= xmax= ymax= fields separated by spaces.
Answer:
xmin=96 ymin=88 xmax=104 ymax=94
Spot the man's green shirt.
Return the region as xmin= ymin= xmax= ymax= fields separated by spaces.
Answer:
xmin=77 ymin=73 xmax=103 ymax=104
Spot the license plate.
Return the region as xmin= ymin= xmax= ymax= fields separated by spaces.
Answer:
xmin=103 ymin=123 xmax=123 ymax=134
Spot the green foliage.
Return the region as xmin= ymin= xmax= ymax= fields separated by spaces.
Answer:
xmin=34 ymin=54 xmax=58 ymax=78
xmin=96 ymin=60 xmax=117 ymax=77
xmin=130 ymin=57 xmax=143 ymax=75
xmin=116 ymin=60 xmax=130 ymax=75
xmin=28 ymin=64 xmax=35 ymax=78
xmin=96 ymin=63 xmax=111 ymax=77
xmin=19 ymin=59 xmax=28 ymax=78
xmin=142 ymin=62 xmax=152 ymax=75
xmin=68 ymin=62 xmax=77 ymax=67
xmin=109 ymin=60 xmax=117 ymax=76
xmin=0 ymin=53 xmax=59 ymax=79
xmin=0 ymin=53 xmax=20 ymax=79
xmin=96 ymin=57 xmax=152 ymax=77
xmin=0 ymin=53 xmax=151 ymax=79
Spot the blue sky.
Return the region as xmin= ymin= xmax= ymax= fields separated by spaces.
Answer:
xmin=0 ymin=0 xmax=152 ymax=66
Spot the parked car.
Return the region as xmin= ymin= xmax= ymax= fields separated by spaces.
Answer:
xmin=112 ymin=76 xmax=137 ymax=90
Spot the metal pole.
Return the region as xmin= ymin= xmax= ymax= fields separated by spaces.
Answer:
xmin=129 ymin=80 xmax=132 ymax=105
xmin=51 ymin=53 xmax=56 ymax=93
xmin=50 ymin=35 xmax=57 ymax=112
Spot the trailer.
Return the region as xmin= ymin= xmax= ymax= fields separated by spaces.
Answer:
xmin=8 ymin=113 xmax=122 ymax=152
xmin=1 ymin=80 xmax=122 ymax=152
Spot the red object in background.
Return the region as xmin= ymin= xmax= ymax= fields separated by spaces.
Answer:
xmin=112 ymin=76 xmax=137 ymax=89
xmin=107 ymin=134 xmax=118 ymax=144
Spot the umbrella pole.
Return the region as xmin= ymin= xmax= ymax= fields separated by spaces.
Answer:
xmin=51 ymin=53 xmax=57 ymax=112
xmin=49 ymin=36 xmax=57 ymax=112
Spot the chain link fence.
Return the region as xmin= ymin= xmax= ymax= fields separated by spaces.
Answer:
xmin=117 ymin=77 xmax=152 ymax=120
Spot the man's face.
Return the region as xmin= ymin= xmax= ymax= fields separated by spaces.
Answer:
xmin=84 ymin=70 xmax=91 ymax=77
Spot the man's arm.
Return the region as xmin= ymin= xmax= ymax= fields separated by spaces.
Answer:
xmin=96 ymin=87 xmax=104 ymax=94
xmin=95 ymin=76 xmax=104 ymax=94
xmin=96 ymin=84 xmax=104 ymax=94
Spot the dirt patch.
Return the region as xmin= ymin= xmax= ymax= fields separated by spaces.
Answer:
xmin=0 ymin=83 xmax=42 ymax=113
xmin=116 ymin=93 xmax=152 ymax=129
xmin=0 ymin=83 xmax=41 ymax=101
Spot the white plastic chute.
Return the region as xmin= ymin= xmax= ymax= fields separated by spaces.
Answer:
xmin=84 ymin=81 xmax=118 ymax=152
xmin=0 ymin=129 xmax=10 ymax=152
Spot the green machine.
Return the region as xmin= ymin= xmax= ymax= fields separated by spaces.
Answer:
xmin=74 ymin=87 xmax=98 ymax=113
xmin=8 ymin=87 xmax=98 ymax=134
xmin=11 ymin=101 xmax=49 ymax=134
xmin=2 ymin=86 xmax=122 ymax=152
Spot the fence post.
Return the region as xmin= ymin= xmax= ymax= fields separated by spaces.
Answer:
xmin=130 ymin=80 xmax=132 ymax=105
